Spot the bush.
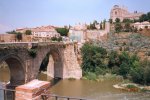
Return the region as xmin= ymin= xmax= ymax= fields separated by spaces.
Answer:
xmin=130 ymin=67 xmax=144 ymax=84
xmin=28 ymin=48 xmax=37 ymax=58
xmin=25 ymin=30 xmax=32 ymax=35
xmin=84 ymin=72 xmax=97 ymax=80
xmin=56 ymin=28 xmax=69 ymax=36
xmin=119 ymin=62 xmax=130 ymax=78
xmin=81 ymin=43 xmax=107 ymax=74
xmin=130 ymin=60 xmax=150 ymax=85
xmin=51 ymin=37 xmax=62 ymax=42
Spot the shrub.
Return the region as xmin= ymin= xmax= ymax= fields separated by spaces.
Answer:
xmin=51 ymin=37 xmax=62 ymax=42
xmin=28 ymin=48 xmax=37 ymax=58
xmin=55 ymin=28 xmax=69 ymax=36
xmin=84 ymin=72 xmax=97 ymax=80
xmin=119 ymin=62 xmax=130 ymax=78
xmin=126 ymin=84 xmax=138 ymax=89
xmin=25 ymin=30 xmax=32 ymax=35
xmin=130 ymin=60 xmax=150 ymax=85
xmin=130 ymin=67 xmax=144 ymax=84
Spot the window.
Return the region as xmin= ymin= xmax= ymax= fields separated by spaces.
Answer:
xmin=115 ymin=11 xmax=117 ymax=15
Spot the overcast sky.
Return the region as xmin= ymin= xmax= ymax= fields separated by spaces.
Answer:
xmin=0 ymin=0 xmax=150 ymax=33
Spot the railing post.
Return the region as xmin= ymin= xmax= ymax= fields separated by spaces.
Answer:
xmin=55 ymin=96 xmax=58 ymax=100
xmin=4 ymin=90 xmax=6 ymax=100
xmin=67 ymin=98 xmax=70 ymax=100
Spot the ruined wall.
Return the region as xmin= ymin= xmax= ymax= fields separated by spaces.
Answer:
xmin=62 ymin=43 xmax=82 ymax=79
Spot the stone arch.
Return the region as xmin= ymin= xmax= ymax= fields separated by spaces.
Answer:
xmin=0 ymin=54 xmax=25 ymax=86
xmin=39 ymin=48 xmax=63 ymax=79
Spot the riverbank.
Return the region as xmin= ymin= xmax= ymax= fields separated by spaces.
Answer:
xmin=82 ymin=72 xmax=123 ymax=81
xmin=114 ymin=83 xmax=150 ymax=92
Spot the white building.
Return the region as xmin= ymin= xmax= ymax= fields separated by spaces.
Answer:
xmin=31 ymin=26 xmax=60 ymax=38
xmin=133 ymin=21 xmax=150 ymax=30
xmin=16 ymin=25 xmax=60 ymax=41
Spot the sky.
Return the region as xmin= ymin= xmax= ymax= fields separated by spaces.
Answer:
xmin=0 ymin=0 xmax=150 ymax=33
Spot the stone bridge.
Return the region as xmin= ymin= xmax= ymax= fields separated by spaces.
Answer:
xmin=0 ymin=42 xmax=82 ymax=86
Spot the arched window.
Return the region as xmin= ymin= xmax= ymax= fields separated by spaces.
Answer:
xmin=115 ymin=11 xmax=117 ymax=15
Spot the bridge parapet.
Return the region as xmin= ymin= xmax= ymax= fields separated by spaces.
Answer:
xmin=0 ymin=41 xmax=76 ymax=49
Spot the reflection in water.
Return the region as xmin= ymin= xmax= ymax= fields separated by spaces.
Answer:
xmin=38 ymin=72 xmax=150 ymax=100
xmin=0 ymin=62 xmax=10 ymax=83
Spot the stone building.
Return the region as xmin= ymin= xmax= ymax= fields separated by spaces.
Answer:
xmin=69 ymin=22 xmax=110 ymax=43
xmin=16 ymin=25 xmax=60 ymax=42
xmin=110 ymin=5 xmax=143 ymax=22
xmin=133 ymin=21 xmax=150 ymax=30
xmin=0 ymin=34 xmax=32 ymax=42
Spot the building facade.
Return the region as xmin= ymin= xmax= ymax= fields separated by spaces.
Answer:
xmin=16 ymin=26 xmax=60 ymax=42
xmin=110 ymin=5 xmax=143 ymax=22
xmin=133 ymin=21 xmax=150 ymax=30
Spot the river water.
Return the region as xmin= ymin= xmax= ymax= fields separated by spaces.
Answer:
xmin=0 ymin=67 xmax=150 ymax=100
xmin=38 ymin=72 xmax=150 ymax=100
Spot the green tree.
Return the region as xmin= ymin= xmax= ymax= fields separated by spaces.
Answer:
xmin=56 ymin=28 xmax=69 ymax=36
xmin=108 ymin=51 xmax=119 ymax=68
xmin=89 ymin=23 xmax=97 ymax=30
xmin=93 ymin=20 xmax=98 ymax=25
xmin=147 ymin=12 xmax=150 ymax=22
xmin=115 ymin=23 xmax=122 ymax=33
xmin=115 ymin=18 xmax=120 ymax=23
xmin=81 ymin=43 xmax=107 ymax=74
xmin=103 ymin=19 xmax=106 ymax=30
xmin=16 ymin=32 xmax=22 ymax=41
xmin=139 ymin=14 xmax=148 ymax=22
xmin=124 ymin=22 xmax=131 ymax=32
xmin=25 ymin=30 xmax=32 ymax=35
xmin=109 ymin=19 xmax=113 ymax=24
xmin=123 ymin=19 xmax=133 ymax=23
xmin=100 ymin=22 xmax=103 ymax=30
xmin=7 ymin=30 xmax=17 ymax=34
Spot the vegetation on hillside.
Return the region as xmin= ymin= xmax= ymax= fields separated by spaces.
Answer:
xmin=139 ymin=12 xmax=150 ymax=22
xmin=81 ymin=42 xmax=150 ymax=85
xmin=51 ymin=37 xmax=62 ymax=42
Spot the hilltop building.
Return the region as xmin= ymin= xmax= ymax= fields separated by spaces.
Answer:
xmin=69 ymin=22 xmax=110 ymax=43
xmin=133 ymin=21 xmax=150 ymax=30
xmin=110 ymin=5 xmax=143 ymax=22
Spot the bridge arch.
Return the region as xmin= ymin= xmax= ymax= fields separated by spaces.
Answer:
xmin=39 ymin=48 xmax=63 ymax=79
xmin=0 ymin=54 xmax=25 ymax=86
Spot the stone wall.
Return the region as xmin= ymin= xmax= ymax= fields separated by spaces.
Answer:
xmin=63 ymin=43 xmax=82 ymax=79
xmin=0 ymin=42 xmax=82 ymax=87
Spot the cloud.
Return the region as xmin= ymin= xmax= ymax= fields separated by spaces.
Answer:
xmin=0 ymin=24 xmax=13 ymax=33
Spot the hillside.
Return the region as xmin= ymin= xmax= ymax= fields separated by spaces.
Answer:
xmin=97 ymin=32 xmax=150 ymax=60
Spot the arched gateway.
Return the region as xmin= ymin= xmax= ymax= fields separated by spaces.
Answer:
xmin=0 ymin=42 xmax=82 ymax=86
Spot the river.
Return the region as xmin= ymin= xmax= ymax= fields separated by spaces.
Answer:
xmin=38 ymin=72 xmax=150 ymax=100
xmin=0 ymin=67 xmax=150 ymax=100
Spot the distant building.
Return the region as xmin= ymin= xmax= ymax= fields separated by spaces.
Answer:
xmin=69 ymin=22 xmax=110 ymax=43
xmin=133 ymin=21 xmax=150 ymax=30
xmin=0 ymin=34 xmax=32 ymax=42
xmin=110 ymin=5 xmax=143 ymax=22
xmin=16 ymin=25 xmax=60 ymax=42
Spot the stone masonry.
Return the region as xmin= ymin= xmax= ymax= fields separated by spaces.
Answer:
xmin=0 ymin=42 xmax=82 ymax=86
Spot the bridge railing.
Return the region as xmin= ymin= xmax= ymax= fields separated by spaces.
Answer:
xmin=41 ymin=94 xmax=88 ymax=100
xmin=0 ymin=88 xmax=16 ymax=100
